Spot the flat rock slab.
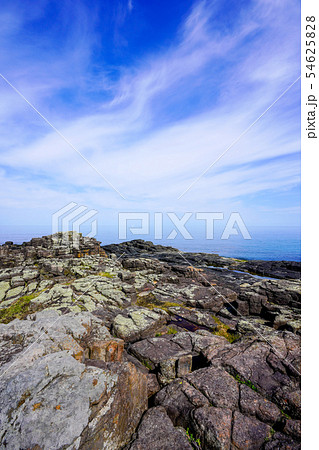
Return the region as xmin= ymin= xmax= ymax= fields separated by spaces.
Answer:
xmin=113 ymin=306 xmax=168 ymax=342
xmin=168 ymin=306 xmax=218 ymax=330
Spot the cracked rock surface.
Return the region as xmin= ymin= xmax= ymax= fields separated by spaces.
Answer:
xmin=0 ymin=233 xmax=300 ymax=449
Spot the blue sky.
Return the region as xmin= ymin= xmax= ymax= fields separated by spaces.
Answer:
xmin=0 ymin=0 xmax=300 ymax=230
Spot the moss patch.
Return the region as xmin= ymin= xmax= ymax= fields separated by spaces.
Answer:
xmin=141 ymin=360 xmax=153 ymax=370
xmin=98 ymin=271 xmax=115 ymax=278
xmin=264 ymin=428 xmax=276 ymax=443
xmin=211 ymin=315 xmax=240 ymax=343
xmin=136 ymin=293 xmax=180 ymax=313
xmin=167 ymin=326 xmax=178 ymax=334
xmin=0 ymin=291 xmax=42 ymax=324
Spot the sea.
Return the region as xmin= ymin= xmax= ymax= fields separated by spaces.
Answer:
xmin=0 ymin=225 xmax=301 ymax=262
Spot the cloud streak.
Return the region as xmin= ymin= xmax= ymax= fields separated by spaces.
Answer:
xmin=0 ymin=0 xmax=300 ymax=227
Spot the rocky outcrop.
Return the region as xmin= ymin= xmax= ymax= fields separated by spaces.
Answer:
xmin=0 ymin=232 xmax=106 ymax=269
xmin=0 ymin=233 xmax=301 ymax=449
xmin=153 ymin=333 xmax=300 ymax=449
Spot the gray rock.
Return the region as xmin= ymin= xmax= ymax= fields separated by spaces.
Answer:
xmin=113 ymin=306 xmax=168 ymax=342
xmin=0 ymin=281 xmax=10 ymax=302
xmin=215 ymin=334 xmax=301 ymax=418
xmin=283 ymin=419 xmax=301 ymax=441
xmin=4 ymin=285 xmax=24 ymax=300
xmin=239 ymin=384 xmax=281 ymax=425
xmin=264 ymin=431 xmax=301 ymax=449
xmin=155 ymin=379 xmax=209 ymax=428
xmin=0 ymin=311 xmax=148 ymax=449
xmin=10 ymin=275 xmax=25 ymax=288
xmin=168 ymin=306 xmax=217 ymax=330
xmin=0 ymin=352 xmax=106 ymax=449
xmin=186 ymin=366 xmax=239 ymax=409
xmin=22 ymin=269 xmax=39 ymax=282
xmin=231 ymin=411 xmax=272 ymax=449
xmin=191 ymin=406 xmax=232 ymax=449
xmin=129 ymin=331 xmax=229 ymax=385
xmin=127 ymin=406 xmax=192 ymax=450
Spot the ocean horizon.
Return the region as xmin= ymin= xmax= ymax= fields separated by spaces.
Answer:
xmin=0 ymin=225 xmax=301 ymax=262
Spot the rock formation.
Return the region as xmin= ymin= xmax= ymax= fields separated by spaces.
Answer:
xmin=0 ymin=233 xmax=300 ymax=449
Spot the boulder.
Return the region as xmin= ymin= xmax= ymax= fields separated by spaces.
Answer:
xmin=130 ymin=331 xmax=229 ymax=385
xmin=129 ymin=332 xmax=194 ymax=384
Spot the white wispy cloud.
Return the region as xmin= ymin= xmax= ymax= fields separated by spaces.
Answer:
xmin=0 ymin=0 xmax=300 ymax=226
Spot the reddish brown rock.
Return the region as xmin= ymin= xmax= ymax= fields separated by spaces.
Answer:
xmin=80 ymin=361 xmax=148 ymax=449
xmin=89 ymin=338 xmax=124 ymax=362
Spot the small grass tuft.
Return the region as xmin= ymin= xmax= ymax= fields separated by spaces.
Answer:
xmin=167 ymin=326 xmax=178 ymax=334
xmin=265 ymin=428 xmax=276 ymax=442
xmin=234 ymin=374 xmax=258 ymax=391
xmin=141 ymin=360 xmax=153 ymax=370
xmin=280 ymin=409 xmax=292 ymax=419
xmin=186 ymin=428 xmax=201 ymax=447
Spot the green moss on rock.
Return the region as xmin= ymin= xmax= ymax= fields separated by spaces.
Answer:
xmin=98 ymin=271 xmax=115 ymax=278
xmin=0 ymin=291 xmax=42 ymax=324
xmin=211 ymin=315 xmax=240 ymax=343
xmin=136 ymin=292 xmax=180 ymax=312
